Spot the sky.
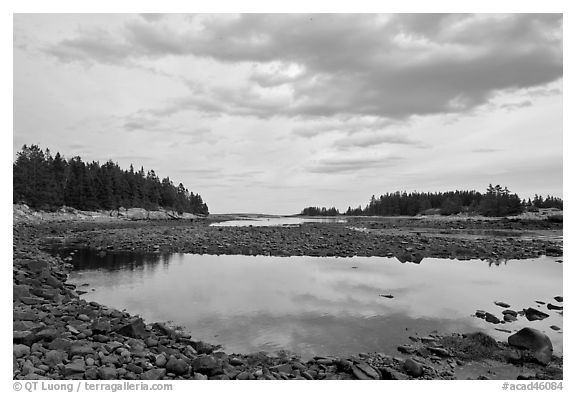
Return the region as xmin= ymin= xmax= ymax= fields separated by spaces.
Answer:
xmin=13 ymin=13 xmax=563 ymax=214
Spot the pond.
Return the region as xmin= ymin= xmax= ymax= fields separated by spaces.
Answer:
xmin=210 ymin=216 xmax=347 ymax=227
xmin=63 ymin=250 xmax=563 ymax=360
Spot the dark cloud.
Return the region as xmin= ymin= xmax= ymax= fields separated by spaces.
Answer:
xmin=139 ymin=14 xmax=165 ymax=23
xmin=45 ymin=14 xmax=562 ymax=120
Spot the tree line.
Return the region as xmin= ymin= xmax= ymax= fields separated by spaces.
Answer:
xmin=13 ymin=145 xmax=209 ymax=215
xmin=301 ymin=184 xmax=562 ymax=217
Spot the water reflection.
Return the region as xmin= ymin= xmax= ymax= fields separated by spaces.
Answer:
xmin=64 ymin=250 xmax=563 ymax=359
xmin=487 ymin=258 xmax=509 ymax=267
xmin=211 ymin=217 xmax=347 ymax=227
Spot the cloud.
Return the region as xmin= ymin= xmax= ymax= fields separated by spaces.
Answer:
xmin=292 ymin=117 xmax=395 ymax=138
xmin=308 ymin=154 xmax=403 ymax=174
xmin=174 ymin=168 xmax=221 ymax=177
xmin=500 ymin=100 xmax=533 ymax=111
xmin=333 ymin=132 xmax=428 ymax=150
xmin=139 ymin=14 xmax=165 ymax=23
xmin=44 ymin=14 xmax=562 ymax=121
xmin=471 ymin=148 xmax=502 ymax=153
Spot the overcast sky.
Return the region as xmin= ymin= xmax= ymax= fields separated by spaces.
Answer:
xmin=13 ymin=13 xmax=563 ymax=214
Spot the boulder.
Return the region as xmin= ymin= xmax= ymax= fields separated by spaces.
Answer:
xmin=13 ymin=344 xmax=30 ymax=358
xmin=43 ymin=350 xmax=67 ymax=367
xmin=98 ymin=366 xmax=118 ymax=380
xmin=351 ymin=363 xmax=380 ymax=380
xmin=403 ymin=358 xmax=424 ymax=377
xmin=62 ymin=360 xmax=86 ymax=376
xmin=165 ymin=357 xmax=190 ymax=375
xmin=485 ymin=312 xmax=501 ymax=324
xmin=508 ymin=328 xmax=553 ymax=365
xmin=155 ymin=354 xmax=167 ymax=367
xmin=141 ymin=368 xmax=166 ymax=380
xmin=90 ymin=319 xmax=112 ymax=334
xmin=524 ymin=308 xmax=549 ymax=321
xmin=502 ymin=309 xmax=518 ymax=317
xmin=192 ymin=355 xmax=223 ymax=376
xmin=115 ymin=318 xmax=149 ymax=339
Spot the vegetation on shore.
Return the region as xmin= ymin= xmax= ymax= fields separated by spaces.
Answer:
xmin=302 ymin=186 xmax=563 ymax=217
xmin=13 ymin=145 xmax=209 ymax=215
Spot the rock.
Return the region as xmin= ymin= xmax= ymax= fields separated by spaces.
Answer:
xmin=271 ymin=363 xmax=292 ymax=374
xmin=502 ymin=309 xmax=518 ymax=317
xmin=43 ymin=350 xmax=66 ymax=367
xmin=191 ymin=341 xmax=214 ymax=354
xmin=126 ymin=364 xmax=143 ymax=374
xmin=35 ymin=328 xmax=59 ymax=341
xmin=13 ymin=330 xmax=39 ymax=346
xmin=524 ymin=308 xmax=550 ymax=321
xmin=155 ymin=354 xmax=168 ymax=367
xmin=13 ymin=344 xmax=30 ymax=358
xmin=508 ymin=328 xmax=553 ymax=365
xmin=550 ymin=325 xmax=561 ymax=331
xmin=229 ymin=357 xmax=244 ymax=366
xmin=494 ymin=301 xmax=511 ymax=308
xmin=192 ymin=355 xmax=222 ymax=377
xmin=69 ymin=344 xmax=94 ymax=357
xmin=351 ymin=363 xmax=380 ymax=380
xmin=98 ymin=366 xmax=118 ymax=380
xmin=115 ymin=318 xmax=149 ymax=339
xmin=397 ymin=345 xmax=416 ymax=354
xmin=152 ymin=322 xmax=178 ymax=338
xmin=485 ymin=312 xmax=501 ymax=324
xmin=236 ymin=371 xmax=251 ymax=380
xmin=165 ymin=357 xmax=190 ymax=375
xmin=380 ymin=294 xmax=394 ymax=299
xmin=554 ymin=296 xmax=563 ymax=303
xmin=141 ymin=368 xmax=166 ymax=380
xmin=92 ymin=334 xmax=110 ymax=343
xmin=335 ymin=358 xmax=353 ymax=373
xmin=427 ymin=346 xmax=451 ymax=357
xmin=48 ymin=338 xmax=73 ymax=351
xmin=403 ymin=358 xmax=424 ymax=377
xmin=475 ymin=310 xmax=486 ymax=318
xmin=62 ymin=360 xmax=86 ymax=376
xmin=546 ymin=303 xmax=563 ymax=311
xmin=90 ymin=319 xmax=111 ymax=334
xmin=77 ymin=314 xmax=91 ymax=322
xmin=379 ymin=366 xmax=409 ymax=380
xmin=503 ymin=314 xmax=517 ymax=322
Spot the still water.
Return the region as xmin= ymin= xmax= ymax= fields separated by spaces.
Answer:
xmin=66 ymin=251 xmax=563 ymax=359
xmin=210 ymin=216 xmax=347 ymax=227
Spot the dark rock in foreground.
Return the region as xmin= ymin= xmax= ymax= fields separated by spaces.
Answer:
xmin=508 ymin=328 xmax=553 ymax=365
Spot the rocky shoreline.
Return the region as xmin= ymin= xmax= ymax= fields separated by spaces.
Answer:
xmin=13 ymin=217 xmax=563 ymax=380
